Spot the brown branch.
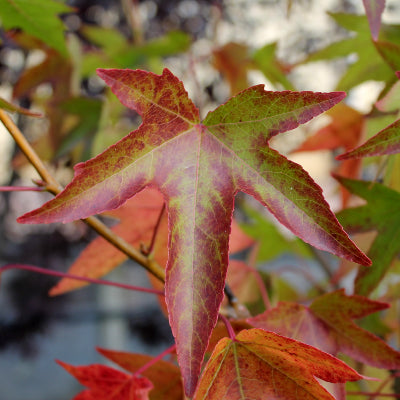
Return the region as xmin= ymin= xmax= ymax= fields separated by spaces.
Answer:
xmin=0 ymin=109 xmax=166 ymax=283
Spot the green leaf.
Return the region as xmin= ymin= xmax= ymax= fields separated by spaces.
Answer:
xmin=17 ymin=68 xmax=370 ymax=396
xmin=252 ymin=42 xmax=295 ymax=90
xmin=0 ymin=0 xmax=71 ymax=56
xmin=240 ymin=203 xmax=310 ymax=262
xmin=81 ymin=28 xmax=191 ymax=76
xmin=302 ymin=13 xmax=395 ymax=90
xmin=336 ymin=175 xmax=400 ymax=295
xmin=0 ymin=96 xmax=42 ymax=116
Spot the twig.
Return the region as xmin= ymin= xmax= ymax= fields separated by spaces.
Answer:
xmin=0 ymin=264 xmax=164 ymax=296
xmin=132 ymin=343 xmax=176 ymax=377
xmin=141 ymin=203 xmax=166 ymax=256
xmin=347 ymin=392 xmax=400 ymax=398
xmin=0 ymin=109 xmax=166 ymax=282
xmin=219 ymin=313 xmax=236 ymax=341
xmin=0 ymin=186 xmax=45 ymax=191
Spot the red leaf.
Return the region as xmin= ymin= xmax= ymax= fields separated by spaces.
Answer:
xmin=248 ymin=290 xmax=400 ymax=369
xmin=57 ymin=360 xmax=153 ymax=400
xmin=18 ymin=68 xmax=370 ymax=396
xmin=193 ymin=328 xmax=363 ymax=400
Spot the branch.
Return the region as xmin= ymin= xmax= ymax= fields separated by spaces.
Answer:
xmin=0 ymin=264 xmax=164 ymax=296
xmin=0 ymin=109 xmax=166 ymax=283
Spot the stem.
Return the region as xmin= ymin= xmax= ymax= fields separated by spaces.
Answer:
xmin=142 ymin=203 xmax=166 ymax=256
xmin=0 ymin=264 xmax=164 ymax=296
xmin=347 ymin=393 xmax=400 ymax=398
xmin=219 ymin=313 xmax=236 ymax=341
xmin=0 ymin=186 xmax=45 ymax=192
xmin=133 ymin=344 xmax=176 ymax=377
xmin=247 ymin=242 xmax=271 ymax=310
xmin=0 ymin=109 xmax=166 ymax=283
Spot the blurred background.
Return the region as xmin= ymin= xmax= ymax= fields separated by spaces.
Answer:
xmin=1 ymin=1 xmax=400 ymax=399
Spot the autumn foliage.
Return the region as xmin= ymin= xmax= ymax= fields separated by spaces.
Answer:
xmin=1 ymin=1 xmax=400 ymax=399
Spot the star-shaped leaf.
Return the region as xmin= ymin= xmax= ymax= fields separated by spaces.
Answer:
xmin=248 ymin=290 xmax=400 ymax=369
xmin=336 ymin=175 xmax=400 ymax=295
xmin=193 ymin=328 xmax=363 ymax=400
xmin=17 ymin=68 xmax=370 ymax=396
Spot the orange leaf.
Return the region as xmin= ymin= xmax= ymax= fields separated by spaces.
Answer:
xmin=97 ymin=348 xmax=183 ymax=400
xmin=293 ymin=103 xmax=364 ymax=205
xmin=49 ymin=188 xmax=164 ymax=295
xmin=194 ymin=328 xmax=362 ymax=400
xmin=57 ymin=360 xmax=153 ymax=400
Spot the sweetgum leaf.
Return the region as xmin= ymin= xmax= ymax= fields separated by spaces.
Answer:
xmin=193 ymin=328 xmax=363 ymax=400
xmin=338 ymin=117 xmax=400 ymax=159
xmin=248 ymin=290 xmax=400 ymax=369
xmin=0 ymin=0 xmax=71 ymax=56
xmin=57 ymin=360 xmax=153 ymax=400
xmin=18 ymin=68 xmax=370 ymax=396
xmin=362 ymin=0 xmax=386 ymax=40
xmin=336 ymin=176 xmax=400 ymax=295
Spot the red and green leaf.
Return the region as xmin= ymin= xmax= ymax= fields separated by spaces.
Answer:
xmin=193 ymin=328 xmax=363 ymax=400
xmin=248 ymin=290 xmax=400 ymax=369
xmin=336 ymin=175 xmax=400 ymax=296
xmin=338 ymin=117 xmax=400 ymax=159
xmin=17 ymin=68 xmax=370 ymax=396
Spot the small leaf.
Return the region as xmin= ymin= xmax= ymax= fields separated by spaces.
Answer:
xmin=338 ymin=117 xmax=400 ymax=159
xmin=57 ymin=360 xmax=153 ymax=400
xmin=362 ymin=0 xmax=386 ymax=40
xmin=18 ymin=68 xmax=370 ymax=396
xmin=0 ymin=97 xmax=42 ymax=117
xmin=193 ymin=328 xmax=363 ymax=400
xmin=0 ymin=0 xmax=71 ymax=56
xmin=335 ymin=176 xmax=400 ymax=295
xmin=252 ymin=42 xmax=295 ymax=90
